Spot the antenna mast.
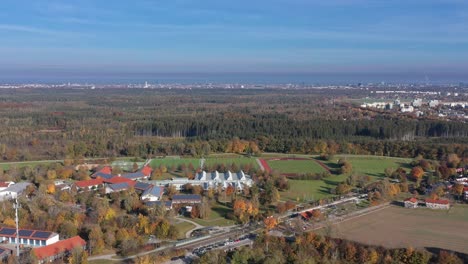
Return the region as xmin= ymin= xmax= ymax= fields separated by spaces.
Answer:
xmin=14 ymin=197 xmax=20 ymax=257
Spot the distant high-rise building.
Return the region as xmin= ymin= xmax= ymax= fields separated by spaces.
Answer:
xmin=429 ymin=100 xmax=439 ymax=108
xmin=412 ymin=99 xmax=422 ymax=107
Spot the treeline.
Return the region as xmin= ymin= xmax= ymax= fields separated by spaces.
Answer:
xmin=195 ymin=232 xmax=467 ymax=264
xmin=0 ymin=88 xmax=467 ymax=161
xmin=132 ymin=115 xmax=468 ymax=140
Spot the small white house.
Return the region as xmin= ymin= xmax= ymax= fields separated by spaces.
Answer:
xmin=404 ymin=197 xmax=418 ymax=208
xmin=0 ymin=182 xmax=31 ymax=201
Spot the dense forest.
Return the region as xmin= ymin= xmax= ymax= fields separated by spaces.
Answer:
xmin=0 ymin=88 xmax=467 ymax=161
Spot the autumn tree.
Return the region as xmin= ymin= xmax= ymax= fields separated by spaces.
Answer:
xmin=46 ymin=170 xmax=57 ymax=180
xmin=151 ymin=168 xmax=162 ymax=180
xmin=190 ymin=205 xmax=200 ymax=219
xmin=276 ymin=203 xmax=286 ymax=214
xmin=335 ymin=183 xmax=352 ymax=195
xmin=159 ymin=164 xmax=168 ymax=173
xmin=88 ymin=225 xmax=105 ymax=254
xmin=446 ymin=154 xmax=460 ymax=168
xmin=410 ymin=166 xmax=424 ymax=181
xmin=452 ymin=183 xmax=465 ymax=200
xmin=166 ymin=185 xmax=178 ymax=199
xmin=263 ymin=217 xmax=278 ymax=230
xmin=46 ymin=183 xmax=55 ymax=194
xmin=225 ymin=185 xmax=235 ymax=197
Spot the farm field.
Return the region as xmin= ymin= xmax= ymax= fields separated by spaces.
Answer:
xmin=267 ymin=159 xmax=326 ymax=174
xmin=327 ymin=205 xmax=468 ymax=254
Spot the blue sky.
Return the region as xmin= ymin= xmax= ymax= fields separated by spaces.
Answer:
xmin=1 ymin=0 xmax=468 ymax=76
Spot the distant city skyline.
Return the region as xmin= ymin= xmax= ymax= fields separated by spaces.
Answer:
xmin=1 ymin=0 xmax=468 ymax=81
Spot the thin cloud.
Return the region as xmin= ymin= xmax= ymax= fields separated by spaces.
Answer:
xmin=0 ymin=24 xmax=89 ymax=38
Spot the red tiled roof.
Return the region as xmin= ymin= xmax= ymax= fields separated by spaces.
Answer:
xmin=141 ymin=166 xmax=152 ymax=176
xmin=103 ymin=176 xmax=134 ymax=184
xmin=405 ymin=197 xmax=418 ymax=203
xmin=425 ymin=198 xmax=450 ymax=205
xmin=99 ymin=166 xmax=112 ymax=174
xmin=33 ymin=236 xmax=86 ymax=260
xmin=75 ymin=178 xmax=103 ymax=188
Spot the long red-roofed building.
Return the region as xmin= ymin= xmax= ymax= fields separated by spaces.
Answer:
xmin=74 ymin=178 xmax=103 ymax=191
xmin=32 ymin=236 xmax=86 ymax=263
xmin=103 ymin=176 xmax=134 ymax=185
xmin=425 ymin=198 xmax=450 ymax=210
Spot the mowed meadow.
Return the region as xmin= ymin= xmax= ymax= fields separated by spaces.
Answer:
xmin=266 ymin=155 xmax=412 ymax=202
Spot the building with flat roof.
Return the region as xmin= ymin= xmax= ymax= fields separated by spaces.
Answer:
xmin=172 ymin=194 xmax=202 ymax=204
xmin=0 ymin=227 xmax=59 ymax=247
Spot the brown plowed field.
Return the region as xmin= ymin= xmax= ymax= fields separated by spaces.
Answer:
xmin=329 ymin=205 xmax=468 ymax=254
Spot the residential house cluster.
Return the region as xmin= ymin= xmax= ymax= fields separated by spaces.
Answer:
xmin=73 ymin=166 xmax=165 ymax=202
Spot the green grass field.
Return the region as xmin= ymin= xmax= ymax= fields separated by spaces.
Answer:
xmin=335 ymin=155 xmax=411 ymax=178
xmin=281 ymin=174 xmax=348 ymax=202
xmin=0 ymin=160 xmax=61 ymax=170
xmin=184 ymin=203 xmax=234 ymax=227
xmin=267 ymin=159 xmax=326 ymax=174
xmin=173 ymin=221 xmax=196 ymax=239
xmin=149 ymin=158 xmax=200 ymax=169
xmin=204 ymin=157 xmax=258 ymax=170
xmin=279 ymin=155 xmax=412 ymax=202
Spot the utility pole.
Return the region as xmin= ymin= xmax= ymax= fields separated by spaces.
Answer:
xmin=14 ymin=197 xmax=20 ymax=257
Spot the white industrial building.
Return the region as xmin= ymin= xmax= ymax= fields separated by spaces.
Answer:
xmin=150 ymin=171 xmax=253 ymax=191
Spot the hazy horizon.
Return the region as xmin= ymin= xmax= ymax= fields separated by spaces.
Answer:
xmin=1 ymin=0 xmax=468 ymax=78
xmin=1 ymin=72 xmax=467 ymax=85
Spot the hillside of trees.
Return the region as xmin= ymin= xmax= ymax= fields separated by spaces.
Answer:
xmin=0 ymin=88 xmax=467 ymax=161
